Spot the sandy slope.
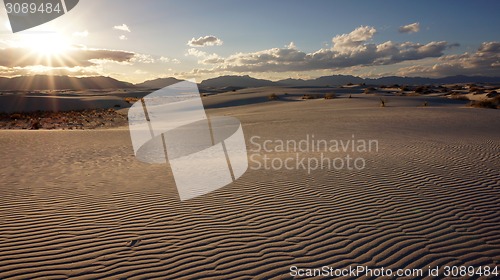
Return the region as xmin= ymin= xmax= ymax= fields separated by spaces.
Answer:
xmin=0 ymin=96 xmax=499 ymax=279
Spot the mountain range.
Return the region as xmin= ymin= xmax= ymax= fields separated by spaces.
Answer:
xmin=0 ymin=74 xmax=499 ymax=91
xmin=0 ymin=75 xmax=134 ymax=91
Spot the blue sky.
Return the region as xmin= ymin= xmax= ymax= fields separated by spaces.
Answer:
xmin=0 ymin=0 xmax=499 ymax=83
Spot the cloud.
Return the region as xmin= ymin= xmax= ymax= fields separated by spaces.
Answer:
xmin=113 ymin=24 xmax=131 ymax=32
xmin=0 ymin=46 xmax=136 ymax=68
xmin=186 ymin=48 xmax=224 ymax=64
xmin=398 ymin=41 xmax=500 ymax=77
xmin=0 ymin=65 xmax=101 ymax=77
xmin=119 ymin=35 xmax=128 ymax=40
xmin=131 ymin=54 xmax=155 ymax=64
xmin=187 ymin=35 xmax=223 ymax=47
xmin=72 ymin=30 xmax=89 ymax=37
xmin=192 ymin=26 xmax=455 ymax=73
xmin=332 ymin=26 xmax=377 ymax=52
xmin=399 ymin=22 xmax=420 ymax=33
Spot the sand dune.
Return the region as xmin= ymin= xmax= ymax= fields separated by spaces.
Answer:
xmin=0 ymin=95 xmax=499 ymax=279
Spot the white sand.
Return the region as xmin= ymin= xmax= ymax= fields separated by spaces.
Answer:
xmin=0 ymin=92 xmax=499 ymax=279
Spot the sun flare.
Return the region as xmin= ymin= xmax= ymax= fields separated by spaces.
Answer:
xmin=22 ymin=34 xmax=71 ymax=56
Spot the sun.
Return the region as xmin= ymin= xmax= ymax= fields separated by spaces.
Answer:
xmin=22 ymin=33 xmax=71 ymax=56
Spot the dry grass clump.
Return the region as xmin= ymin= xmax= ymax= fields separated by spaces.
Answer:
xmin=469 ymin=100 xmax=498 ymax=109
xmin=449 ymin=93 xmax=469 ymax=101
xmin=268 ymin=93 xmax=279 ymax=100
xmin=124 ymin=97 xmax=141 ymax=104
xmin=324 ymin=93 xmax=336 ymax=99
xmin=469 ymin=95 xmax=500 ymax=109
xmin=364 ymin=87 xmax=376 ymax=94
xmin=301 ymin=94 xmax=323 ymax=100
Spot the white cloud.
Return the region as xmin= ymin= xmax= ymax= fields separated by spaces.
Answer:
xmin=119 ymin=35 xmax=128 ymax=40
xmin=286 ymin=42 xmax=297 ymax=49
xmin=332 ymin=26 xmax=376 ymax=52
xmin=186 ymin=48 xmax=223 ymax=64
xmin=191 ymin=26 xmax=455 ymax=73
xmin=399 ymin=22 xmax=420 ymax=34
xmin=398 ymin=41 xmax=500 ymax=77
xmin=131 ymin=54 xmax=155 ymax=64
xmin=0 ymin=46 xmax=136 ymax=68
xmin=159 ymin=56 xmax=170 ymax=63
xmin=186 ymin=48 xmax=208 ymax=57
xmin=187 ymin=35 xmax=223 ymax=47
xmin=114 ymin=24 xmax=131 ymax=32
xmin=72 ymin=30 xmax=88 ymax=37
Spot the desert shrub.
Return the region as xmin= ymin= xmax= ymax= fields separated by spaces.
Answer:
xmin=379 ymin=98 xmax=387 ymax=107
xmin=450 ymin=94 xmax=469 ymax=101
xmin=469 ymin=87 xmax=485 ymax=94
xmin=415 ymin=86 xmax=427 ymax=93
xmin=364 ymin=87 xmax=376 ymax=94
xmin=10 ymin=113 xmax=23 ymax=120
xmin=470 ymin=100 xmax=497 ymax=109
xmin=400 ymin=86 xmax=410 ymax=91
xmin=268 ymin=93 xmax=279 ymax=100
xmin=324 ymin=93 xmax=336 ymax=99
xmin=124 ymin=97 xmax=140 ymax=104
xmin=486 ymin=90 xmax=497 ymax=98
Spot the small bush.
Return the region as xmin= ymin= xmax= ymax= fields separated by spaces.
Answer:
xmin=10 ymin=113 xmax=22 ymax=120
xmin=364 ymin=87 xmax=376 ymax=94
xmin=301 ymin=94 xmax=323 ymax=99
xmin=470 ymin=100 xmax=497 ymax=109
xmin=124 ymin=97 xmax=140 ymax=104
xmin=486 ymin=90 xmax=497 ymax=98
xmin=415 ymin=86 xmax=427 ymax=93
xmin=268 ymin=93 xmax=279 ymax=100
xmin=379 ymin=98 xmax=387 ymax=107
xmin=450 ymin=94 xmax=469 ymax=101
xmin=324 ymin=93 xmax=336 ymax=99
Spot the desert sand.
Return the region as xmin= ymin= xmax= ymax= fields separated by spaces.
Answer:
xmin=0 ymin=89 xmax=499 ymax=279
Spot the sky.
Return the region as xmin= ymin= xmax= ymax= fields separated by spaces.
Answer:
xmin=0 ymin=0 xmax=499 ymax=83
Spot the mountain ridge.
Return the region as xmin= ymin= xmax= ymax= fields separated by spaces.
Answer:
xmin=1 ymin=74 xmax=499 ymax=91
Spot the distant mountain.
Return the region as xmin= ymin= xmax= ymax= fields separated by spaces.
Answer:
xmin=135 ymin=77 xmax=185 ymax=89
xmin=1 ymin=74 xmax=499 ymax=91
xmin=0 ymin=75 xmax=134 ymax=91
xmin=277 ymin=75 xmax=500 ymax=87
xmin=200 ymin=75 xmax=279 ymax=88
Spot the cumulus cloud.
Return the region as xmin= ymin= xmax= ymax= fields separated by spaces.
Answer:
xmin=113 ymin=24 xmax=131 ymax=32
xmin=187 ymin=35 xmax=223 ymax=47
xmin=0 ymin=47 xmax=136 ymax=68
xmin=332 ymin=26 xmax=377 ymax=52
xmin=398 ymin=41 xmax=500 ymax=77
xmin=399 ymin=22 xmax=420 ymax=33
xmin=193 ymin=26 xmax=455 ymax=73
xmin=186 ymin=48 xmax=224 ymax=64
xmin=119 ymin=35 xmax=128 ymax=40
xmin=131 ymin=54 xmax=155 ymax=64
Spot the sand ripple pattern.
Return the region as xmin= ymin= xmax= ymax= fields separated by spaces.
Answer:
xmin=1 ymin=107 xmax=499 ymax=279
